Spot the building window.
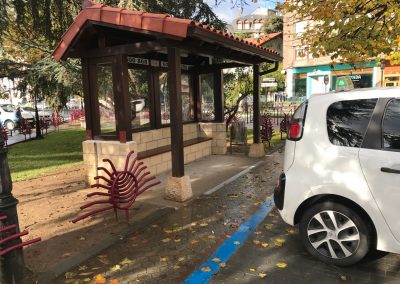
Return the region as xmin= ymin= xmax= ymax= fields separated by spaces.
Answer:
xmin=128 ymin=68 xmax=151 ymax=129
xmin=96 ymin=63 xmax=116 ymax=134
xmin=200 ymin=73 xmax=215 ymax=121
xmin=295 ymin=47 xmax=307 ymax=60
xmin=237 ymin=21 xmax=242 ymax=30
xmin=244 ymin=20 xmax=250 ymax=30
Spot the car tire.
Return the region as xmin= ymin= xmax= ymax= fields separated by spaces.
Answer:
xmin=299 ymin=201 xmax=370 ymax=266
xmin=5 ymin=120 xmax=15 ymax=130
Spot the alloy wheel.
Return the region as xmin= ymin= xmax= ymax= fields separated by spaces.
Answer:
xmin=307 ymin=210 xmax=360 ymax=259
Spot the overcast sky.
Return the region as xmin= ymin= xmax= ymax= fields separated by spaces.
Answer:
xmin=205 ymin=0 xmax=278 ymax=23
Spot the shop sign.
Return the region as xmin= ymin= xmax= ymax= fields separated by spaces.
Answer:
xmin=127 ymin=57 xmax=149 ymax=65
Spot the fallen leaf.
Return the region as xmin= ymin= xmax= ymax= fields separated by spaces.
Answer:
xmin=191 ymin=240 xmax=199 ymax=245
xmin=340 ymin=275 xmax=348 ymax=281
xmin=163 ymin=229 xmax=173 ymax=234
xmin=200 ymin=223 xmax=208 ymax=227
xmin=160 ymin=257 xmax=168 ymax=262
xmin=275 ymin=238 xmax=286 ymax=247
xmin=219 ymin=262 xmax=226 ymax=268
xmin=208 ymin=235 xmax=215 ymax=239
xmin=212 ymin=258 xmax=221 ymax=263
xmin=110 ymin=265 xmax=121 ymax=272
xmin=249 ymin=268 xmax=256 ymax=272
xmin=261 ymin=242 xmax=269 ymax=248
xmin=265 ymin=196 xmax=271 ymax=200
xmin=286 ymin=228 xmax=296 ymax=235
xmin=98 ymin=255 xmax=109 ymax=265
xmin=161 ymin=238 xmax=171 ymax=243
xmin=64 ymin=272 xmax=77 ymax=279
xmin=254 ymin=231 xmax=262 ymax=235
xmin=151 ymin=224 xmax=159 ymax=228
xmin=93 ymin=274 xmax=106 ymax=284
xmin=79 ymin=236 xmax=86 ymax=241
xmin=253 ymin=240 xmax=261 ymax=245
xmin=110 ymin=280 xmax=119 ymax=284
xmin=190 ymin=222 xmax=197 ymax=226
xmin=83 ymin=278 xmax=91 ymax=282
xmin=265 ymin=224 xmax=273 ymax=230
xmin=258 ymin=272 xmax=267 ymax=278
xmin=276 ymin=262 xmax=287 ymax=269
xmin=233 ymin=241 xmax=241 ymax=245
xmin=79 ymin=272 xmax=93 ymax=276
xmin=268 ymin=213 xmax=276 ymax=217
xmin=178 ymin=257 xmax=185 ymax=262
xmin=78 ymin=265 xmax=88 ymax=271
xmin=201 ymin=266 xmax=211 ymax=272
xmin=120 ymin=258 xmax=133 ymax=265
xmin=174 ymin=239 xmax=181 ymax=243
xmin=173 ymin=265 xmax=180 ymax=270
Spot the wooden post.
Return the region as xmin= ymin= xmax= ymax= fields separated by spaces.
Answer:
xmin=87 ymin=59 xmax=101 ymax=138
xmin=168 ymin=47 xmax=184 ymax=177
xmin=253 ymin=64 xmax=260 ymax=144
xmin=113 ymin=54 xmax=132 ymax=142
xmin=213 ymin=69 xmax=224 ymax=123
xmin=82 ymin=58 xmax=94 ymax=139
xmin=193 ymin=73 xmax=201 ymax=121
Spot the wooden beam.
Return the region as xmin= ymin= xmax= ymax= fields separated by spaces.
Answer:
xmin=81 ymin=58 xmax=94 ymax=140
xmin=77 ymin=41 xmax=163 ymax=58
xmin=192 ymin=62 xmax=249 ymax=74
xmin=253 ymin=64 xmax=260 ymax=144
xmin=168 ymin=47 xmax=185 ymax=177
xmin=193 ymin=73 xmax=201 ymax=121
xmin=113 ymin=54 xmax=132 ymax=142
xmin=214 ymin=69 xmax=224 ymax=123
xmin=88 ymin=59 xmax=101 ymax=137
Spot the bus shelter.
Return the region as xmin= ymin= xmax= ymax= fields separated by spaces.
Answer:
xmin=53 ymin=0 xmax=282 ymax=201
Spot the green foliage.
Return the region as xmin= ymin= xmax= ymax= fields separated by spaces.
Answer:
xmin=261 ymin=62 xmax=285 ymax=91
xmin=234 ymin=32 xmax=253 ymax=39
xmin=262 ymin=15 xmax=283 ymax=34
xmin=7 ymin=128 xmax=85 ymax=181
xmin=282 ymin=0 xmax=400 ymax=64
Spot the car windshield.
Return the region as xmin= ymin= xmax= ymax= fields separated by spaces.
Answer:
xmin=1 ymin=105 xmax=15 ymax=112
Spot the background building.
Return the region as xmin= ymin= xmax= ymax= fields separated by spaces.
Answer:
xmin=282 ymin=13 xmax=384 ymax=98
xmin=232 ymin=8 xmax=277 ymax=38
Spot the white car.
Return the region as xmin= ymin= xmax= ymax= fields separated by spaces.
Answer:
xmin=274 ymin=88 xmax=400 ymax=266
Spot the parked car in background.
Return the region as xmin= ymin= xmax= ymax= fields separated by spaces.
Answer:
xmin=0 ymin=104 xmax=35 ymax=130
xmin=274 ymin=88 xmax=400 ymax=266
xmin=22 ymin=106 xmax=52 ymax=124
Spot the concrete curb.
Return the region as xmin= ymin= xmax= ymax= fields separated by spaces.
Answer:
xmin=36 ymin=206 xmax=175 ymax=284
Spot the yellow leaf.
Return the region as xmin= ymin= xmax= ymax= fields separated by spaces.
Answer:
xmin=110 ymin=265 xmax=121 ymax=272
xmin=258 ymin=272 xmax=267 ymax=279
xmin=83 ymin=278 xmax=91 ymax=282
xmin=265 ymin=224 xmax=273 ymax=230
xmin=178 ymin=257 xmax=185 ymax=262
xmin=254 ymin=231 xmax=262 ymax=235
xmin=286 ymin=228 xmax=295 ymax=234
xmin=78 ymin=265 xmax=88 ymax=271
xmin=174 ymin=239 xmax=181 ymax=243
xmin=64 ymin=272 xmax=77 ymax=279
xmin=109 ymin=280 xmax=119 ymax=284
xmin=79 ymin=236 xmax=86 ymax=241
xmin=201 ymin=266 xmax=211 ymax=272
xmin=212 ymin=258 xmax=221 ymax=263
xmin=191 ymin=222 xmax=197 ymax=226
xmin=249 ymin=268 xmax=256 ymax=272
xmin=200 ymin=223 xmax=208 ymax=227
xmin=340 ymin=275 xmax=347 ymax=281
xmin=173 ymin=265 xmax=180 ymax=270
xmin=219 ymin=262 xmax=226 ymax=268
xmin=93 ymin=274 xmax=106 ymax=284
xmin=265 ymin=196 xmax=271 ymax=200
xmin=233 ymin=241 xmax=241 ymax=245
xmin=253 ymin=240 xmax=261 ymax=245
xmin=208 ymin=235 xmax=215 ymax=239
xmin=261 ymin=242 xmax=269 ymax=248
xmin=275 ymin=238 xmax=286 ymax=247
xmin=151 ymin=224 xmax=159 ymax=228
xmin=191 ymin=239 xmax=199 ymax=245
xmin=276 ymin=262 xmax=287 ymax=269
xmin=120 ymin=258 xmax=133 ymax=265
xmin=160 ymin=257 xmax=168 ymax=262
xmin=161 ymin=238 xmax=171 ymax=243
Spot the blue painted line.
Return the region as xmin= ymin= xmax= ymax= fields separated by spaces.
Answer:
xmin=183 ymin=195 xmax=275 ymax=284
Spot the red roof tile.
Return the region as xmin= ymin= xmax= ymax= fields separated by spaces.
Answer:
xmin=53 ymin=0 xmax=281 ymax=61
xmin=244 ymin=32 xmax=283 ymax=47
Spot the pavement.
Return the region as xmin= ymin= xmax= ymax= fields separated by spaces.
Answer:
xmin=42 ymin=143 xmax=400 ymax=284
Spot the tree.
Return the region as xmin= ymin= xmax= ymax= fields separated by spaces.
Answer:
xmin=282 ymin=0 xmax=400 ymax=64
xmin=262 ymin=14 xmax=283 ymax=34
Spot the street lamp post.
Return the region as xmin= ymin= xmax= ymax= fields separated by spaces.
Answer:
xmin=0 ymin=135 xmax=25 ymax=283
xmin=380 ymin=59 xmax=386 ymax=87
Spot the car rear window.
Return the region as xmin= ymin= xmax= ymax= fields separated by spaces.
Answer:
xmin=382 ymin=99 xmax=400 ymax=150
xmin=327 ymin=99 xmax=377 ymax=147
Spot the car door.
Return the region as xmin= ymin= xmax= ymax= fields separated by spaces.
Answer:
xmin=359 ymin=98 xmax=400 ymax=241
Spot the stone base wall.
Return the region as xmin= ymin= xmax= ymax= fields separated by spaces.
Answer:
xmin=83 ymin=122 xmax=225 ymax=184
xmin=198 ymin=122 xmax=227 ymax=155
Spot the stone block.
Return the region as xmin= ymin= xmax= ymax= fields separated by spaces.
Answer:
xmin=213 ymin=132 xmax=226 ymax=140
xmin=152 ymin=129 xmax=163 ymax=140
xmin=138 ymin=143 xmax=147 ymax=152
xmin=164 ymin=176 xmax=193 ymax=202
xmin=162 ymin=128 xmax=171 ymax=138
xmin=161 ymin=152 xmax=171 ymax=162
xmin=82 ymin=141 xmax=96 ymax=154
xmin=146 ymin=141 xmax=157 ymax=151
xmin=248 ymin=143 xmax=265 ymax=158
xmin=101 ymin=143 xmax=119 ymax=155
xmin=156 ymin=162 xmax=169 ymax=174
xmin=158 ymin=138 xmax=170 ymax=147
xmin=132 ymin=133 xmax=141 ymax=144
xmin=216 ymin=123 xmax=226 ymax=132
xmin=141 ymin=131 xmax=153 ymax=143
xmin=217 ymin=139 xmax=227 ymax=147
xmin=212 ymin=146 xmax=227 ymax=155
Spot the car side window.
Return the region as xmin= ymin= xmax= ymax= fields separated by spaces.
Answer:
xmin=382 ymin=99 xmax=400 ymax=150
xmin=327 ymin=99 xmax=377 ymax=147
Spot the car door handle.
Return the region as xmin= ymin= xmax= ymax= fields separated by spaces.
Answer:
xmin=381 ymin=167 xmax=400 ymax=174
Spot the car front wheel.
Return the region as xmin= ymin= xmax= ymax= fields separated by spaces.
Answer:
xmin=5 ymin=120 xmax=15 ymax=130
xmin=299 ymin=202 xmax=371 ymax=266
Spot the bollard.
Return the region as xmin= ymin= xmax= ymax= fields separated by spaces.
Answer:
xmin=0 ymin=134 xmax=24 ymax=284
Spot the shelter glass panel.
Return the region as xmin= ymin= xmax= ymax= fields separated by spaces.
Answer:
xmin=128 ymin=69 xmax=150 ymax=129
xmin=159 ymin=72 xmax=194 ymax=125
xmin=200 ymin=73 xmax=215 ymax=121
xmin=96 ymin=63 xmax=116 ymax=134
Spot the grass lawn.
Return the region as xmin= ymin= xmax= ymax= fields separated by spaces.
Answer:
xmin=7 ymin=128 xmax=85 ymax=181
xmin=227 ymin=128 xmax=286 ymax=147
